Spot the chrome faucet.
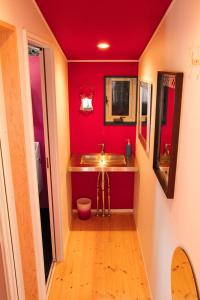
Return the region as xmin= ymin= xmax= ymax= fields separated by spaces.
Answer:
xmin=98 ymin=143 xmax=105 ymax=155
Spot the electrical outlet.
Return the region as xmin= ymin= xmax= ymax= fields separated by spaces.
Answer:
xmin=192 ymin=58 xmax=200 ymax=65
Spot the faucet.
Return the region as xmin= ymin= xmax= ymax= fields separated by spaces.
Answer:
xmin=164 ymin=143 xmax=170 ymax=156
xmin=98 ymin=143 xmax=105 ymax=155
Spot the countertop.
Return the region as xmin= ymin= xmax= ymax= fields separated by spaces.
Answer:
xmin=68 ymin=154 xmax=138 ymax=172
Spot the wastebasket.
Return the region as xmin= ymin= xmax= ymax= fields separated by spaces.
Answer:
xmin=77 ymin=198 xmax=91 ymax=220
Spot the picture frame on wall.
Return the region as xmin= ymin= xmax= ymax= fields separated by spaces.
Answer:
xmin=138 ymin=81 xmax=152 ymax=154
xmin=104 ymin=76 xmax=138 ymax=125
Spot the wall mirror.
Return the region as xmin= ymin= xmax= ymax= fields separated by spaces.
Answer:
xmin=171 ymin=247 xmax=199 ymax=300
xmin=104 ymin=76 xmax=137 ymax=125
xmin=153 ymin=72 xmax=183 ymax=198
xmin=138 ymin=81 xmax=152 ymax=153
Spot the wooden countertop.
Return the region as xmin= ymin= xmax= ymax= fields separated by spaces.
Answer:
xmin=68 ymin=154 xmax=138 ymax=172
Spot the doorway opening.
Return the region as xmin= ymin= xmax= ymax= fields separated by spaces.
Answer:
xmin=0 ymin=21 xmax=26 ymax=300
xmin=28 ymin=45 xmax=55 ymax=282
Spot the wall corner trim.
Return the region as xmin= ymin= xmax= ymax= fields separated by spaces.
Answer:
xmin=68 ymin=60 xmax=139 ymax=63
xmin=32 ymin=0 xmax=68 ymax=62
xmin=139 ymin=0 xmax=175 ymax=61
xmin=136 ymin=226 xmax=153 ymax=300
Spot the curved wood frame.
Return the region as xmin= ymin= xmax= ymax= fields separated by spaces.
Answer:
xmin=171 ymin=247 xmax=199 ymax=299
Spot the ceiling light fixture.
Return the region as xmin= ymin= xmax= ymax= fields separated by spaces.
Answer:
xmin=97 ymin=42 xmax=110 ymax=49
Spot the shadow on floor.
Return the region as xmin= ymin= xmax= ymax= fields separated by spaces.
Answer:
xmin=40 ymin=208 xmax=53 ymax=281
xmin=71 ymin=212 xmax=136 ymax=232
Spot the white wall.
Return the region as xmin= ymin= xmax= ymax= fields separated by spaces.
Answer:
xmin=0 ymin=0 xmax=71 ymax=245
xmin=0 ymin=0 xmax=71 ymax=298
xmin=135 ymin=0 xmax=200 ymax=299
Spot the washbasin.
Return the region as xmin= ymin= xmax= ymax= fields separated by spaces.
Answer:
xmin=80 ymin=153 xmax=126 ymax=166
xmin=159 ymin=165 xmax=169 ymax=182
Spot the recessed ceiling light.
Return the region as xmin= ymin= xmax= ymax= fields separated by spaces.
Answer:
xmin=97 ymin=42 xmax=110 ymax=49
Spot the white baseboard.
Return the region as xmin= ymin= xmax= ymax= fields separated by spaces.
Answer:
xmin=72 ymin=209 xmax=134 ymax=214
xmin=46 ymin=261 xmax=56 ymax=298
xmin=136 ymin=227 xmax=153 ymax=299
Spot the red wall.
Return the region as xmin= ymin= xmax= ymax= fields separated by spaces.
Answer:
xmin=68 ymin=62 xmax=138 ymax=209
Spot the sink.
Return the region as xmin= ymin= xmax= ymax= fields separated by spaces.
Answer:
xmin=159 ymin=165 xmax=169 ymax=182
xmin=80 ymin=154 xmax=101 ymax=164
xmin=69 ymin=153 xmax=138 ymax=172
xmin=80 ymin=153 xmax=126 ymax=166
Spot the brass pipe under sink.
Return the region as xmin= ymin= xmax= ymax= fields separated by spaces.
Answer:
xmin=102 ymin=172 xmax=105 ymax=216
xmin=96 ymin=171 xmax=111 ymax=217
xmin=106 ymin=172 xmax=111 ymax=216
xmin=96 ymin=172 xmax=101 ymax=216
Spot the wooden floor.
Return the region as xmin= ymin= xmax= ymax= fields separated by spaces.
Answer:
xmin=48 ymin=213 xmax=151 ymax=300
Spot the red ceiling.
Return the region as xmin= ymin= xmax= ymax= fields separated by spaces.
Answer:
xmin=35 ymin=0 xmax=172 ymax=60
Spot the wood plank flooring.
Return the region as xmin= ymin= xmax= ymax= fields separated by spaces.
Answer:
xmin=48 ymin=213 xmax=151 ymax=300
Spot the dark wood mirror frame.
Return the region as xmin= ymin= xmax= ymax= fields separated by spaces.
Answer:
xmin=153 ymin=71 xmax=183 ymax=198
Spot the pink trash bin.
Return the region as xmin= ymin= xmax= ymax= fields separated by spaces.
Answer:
xmin=77 ymin=198 xmax=91 ymax=220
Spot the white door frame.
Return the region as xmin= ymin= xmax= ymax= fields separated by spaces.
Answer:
xmin=0 ymin=61 xmax=25 ymax=300
xmin=38 ymin=48 xmax=56 ymax=261
xmin=21 ymin=30 xmax=64 ymax=298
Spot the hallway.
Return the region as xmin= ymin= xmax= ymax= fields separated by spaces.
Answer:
xmin=49 ymin=213 xmax=151 ymax=300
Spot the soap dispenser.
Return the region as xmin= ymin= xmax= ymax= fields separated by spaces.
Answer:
xmin=126 ymin=139 xmax=132 ymax=159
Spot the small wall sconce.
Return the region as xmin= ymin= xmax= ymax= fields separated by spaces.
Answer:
xmin=191 ymin=46 xmax=200 ymax=65
xmin=80 ymin=86 xmax=94 ymax=111
xmin=80 ymin=96 xmax=93 ymax=111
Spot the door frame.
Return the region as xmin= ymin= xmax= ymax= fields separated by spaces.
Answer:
xmin=21 ymin=30 xmax=64 ymax=296
xmin=38 ymin=47 xmax=57 ymax=263
xmin=0 ymin=52 xmax=25 ymax=299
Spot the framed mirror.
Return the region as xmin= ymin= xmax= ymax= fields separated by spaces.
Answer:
xmin=153 ymin=72 xmax=183 ymax=198
xmin=171 ymin=247 xmax=199 ymax=300
xmin=138 ymin=81 xmax=152 ymax=153
xmin=104 ymin=76 xmax=137 ymax=125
